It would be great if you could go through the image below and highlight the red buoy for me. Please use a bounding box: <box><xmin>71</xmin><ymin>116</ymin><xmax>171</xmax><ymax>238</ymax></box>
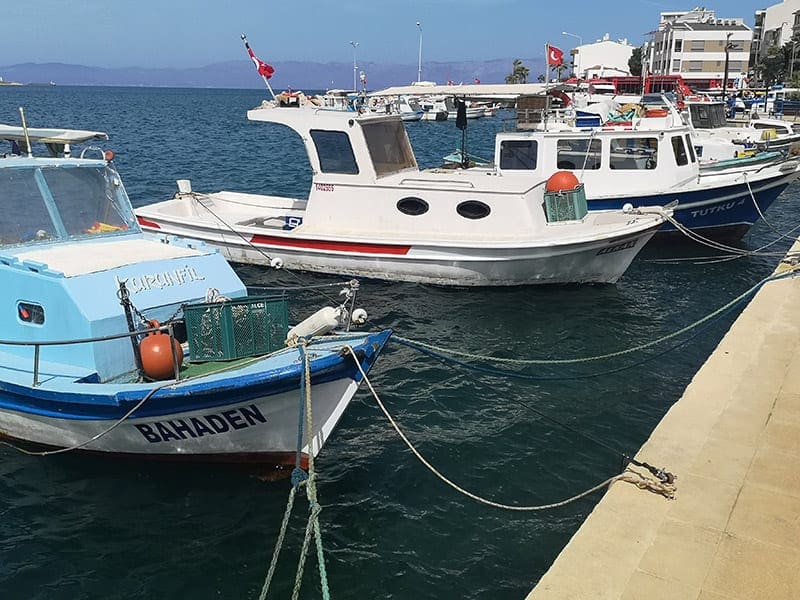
<box><xmin>546</xmin><ymin>171</ymin><xmax>580</xmax><ymax>192</ymax></box>
<box><xmin>139</xmin><ymin>320</ymin><xmax>183</xmax><ymax>380</ymax></box>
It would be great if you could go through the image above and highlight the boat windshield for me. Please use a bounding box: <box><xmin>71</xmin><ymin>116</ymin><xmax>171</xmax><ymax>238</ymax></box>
<box><xmin>689</xmin><ymin>103</ymin><xmax>727</xmax><ymax>129</ymax></box>
<box><xmin>0</xmin><ymin>163</ymin><xmax>139</xmax><ymax>248</ymax></box>
<box><xmin>361</xmin><ymin>120</ymin><xmax>418</xmax><ymax>177</ymax></box>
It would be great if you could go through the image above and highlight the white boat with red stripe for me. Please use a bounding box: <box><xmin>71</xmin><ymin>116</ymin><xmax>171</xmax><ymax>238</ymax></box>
<box><xmin>135</xmin><ymin>104</ymin><xmax>666</xmax><ymax>286</ymax></box>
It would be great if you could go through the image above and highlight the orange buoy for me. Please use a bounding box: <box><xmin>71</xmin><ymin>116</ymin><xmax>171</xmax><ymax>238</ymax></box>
<box><xmin>139</xmin><ymin>320</ymin><xmax>183</xmax><ymax>380</ymax></box>
<box><xmin>545</xmin><ymin>170</ymin><xmax>580</xmax><ymax>192</ymax></box>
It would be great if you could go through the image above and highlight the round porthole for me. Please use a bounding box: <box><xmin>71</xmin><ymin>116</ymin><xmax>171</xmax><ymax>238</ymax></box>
<box><xmin>397</xmin><ymin>196</ymin><xmax>429</xmax><ymax>216</ymax></box>
<box><xmin>456</xmin><ymin>200</ymin><xmax>490</xmax><ymax>220</ymax></box>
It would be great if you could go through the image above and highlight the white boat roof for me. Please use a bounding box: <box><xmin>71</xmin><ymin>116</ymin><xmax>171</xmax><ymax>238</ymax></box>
<box><xmin>8</xmin><ymin>238</ymin><xmax>208</xmax><ymax>277</ymax></box>
<box><xmin>368</xmin><ymin>82</ymin><xmax>548</xmax><ymax>100</ymax></box>
<box><xmin>0</xmin><ymin>124</ymin><xmax>108</xmax><ymax>144</ymax></box>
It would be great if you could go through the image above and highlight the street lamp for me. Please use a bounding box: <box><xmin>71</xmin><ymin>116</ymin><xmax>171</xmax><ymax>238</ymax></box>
<box><xmin>722</xmin><ymin>32</ymin><xmax>734</xmax><ymax>103</ymax></box>
<box><xmin>416</xmin><ymin>21</ymin><xmax>423</xmax><ymax>83</ymax></box>
<box><xmin>561</xmin><ymin>31</ymin><xmax>582</xmax><ymax>46</ymax></box>
<box><xmin>562</xmin><ymin>31</ymin><xmax>582</xmax><ymax>77</ymax></box>
<box><xmin>349</xmin><ymin>40</ymin><xmax>359</xmax><ymax>92</ymax></box>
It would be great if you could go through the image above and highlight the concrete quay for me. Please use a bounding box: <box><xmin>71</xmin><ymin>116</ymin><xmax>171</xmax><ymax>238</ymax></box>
<box><xmin>527</xmin><ymin>246</ymin><xmax>800</xmax><ymax>600</ymax></box>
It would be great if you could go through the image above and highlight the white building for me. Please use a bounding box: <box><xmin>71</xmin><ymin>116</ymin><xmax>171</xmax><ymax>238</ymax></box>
<box><xmin>649</xmin><ymin>8</ymin><xmax>752</xmax><ymax>90</ymax></box>
<box><xmin>749</xmin><ymin>0</ymin><xmax>800</xmax><ymax>84</ymax></box>
<box><xmin>567</xmin><ymin>34</ymin><xmax>636</xmax><ymax>79</ymax></box>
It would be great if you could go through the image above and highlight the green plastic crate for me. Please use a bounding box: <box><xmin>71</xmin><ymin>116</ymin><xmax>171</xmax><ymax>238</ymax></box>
<box><xmin>183</xmin><ymin>296</ymin><xmax>288</xmax><ymax>362</ymax></box>
<box><xmin>544</xmin><ymin>184</ymin><xmax>588</xmax><ymax>222</ymax></box>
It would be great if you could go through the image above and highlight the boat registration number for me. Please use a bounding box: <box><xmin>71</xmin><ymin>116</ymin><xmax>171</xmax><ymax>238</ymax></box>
<box><xmin>596</xmin><ymin>239</ymin><xmax>637</xmax><ymax>255</ymax></box>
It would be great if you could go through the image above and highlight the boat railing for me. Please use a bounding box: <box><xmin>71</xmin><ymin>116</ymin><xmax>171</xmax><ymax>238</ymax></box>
<box><xmin>399</xmin><ymin>177</ymin><xmax>476</xmax><ymax>188</ymax></box>
<box><xmin>0</xmin><ymin>322</ymin><xmax>179</xmax><ymax>387</ymax></box>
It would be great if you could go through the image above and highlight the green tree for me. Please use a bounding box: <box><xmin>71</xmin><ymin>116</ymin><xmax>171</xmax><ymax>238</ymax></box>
<box><xmin>629</xmin><ymin>46</ymin><xmax>643</xmax><ymax>76</ymax></box>
<box><xmin>505</xmin><ymin>59</ymin><xmax>530</xmax><ymax>84</ymax></box>
<box><xmin>537</xmin><ymin>73</ymin><xmax>546</xmax><ymax>83</ymax></box>
<box><xmin>759</xmin><ymin>44</ymin><xmax>787</xmax><ymax>87</ymax></box>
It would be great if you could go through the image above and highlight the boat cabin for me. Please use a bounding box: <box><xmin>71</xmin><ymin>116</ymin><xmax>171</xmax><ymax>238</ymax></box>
<box><xmin>0</xmin><ymin>149</ymin><xmax>241</xmax><ymax>382</ymax></box>
<box><xmin>493</xmin><ymin>124</ymin><xmax>698</xmax><ymax>193</ymax></box>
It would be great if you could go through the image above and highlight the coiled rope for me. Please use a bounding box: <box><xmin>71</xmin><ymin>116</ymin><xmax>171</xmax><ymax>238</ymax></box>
<box><xmin>346</xmin><ymin>346</ymin><xmax>676</xmax><ymax>509</ymax></box>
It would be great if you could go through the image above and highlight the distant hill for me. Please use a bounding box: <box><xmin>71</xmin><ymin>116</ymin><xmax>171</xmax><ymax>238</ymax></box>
<box><xmin>0</xmin><ymin>58</ymin><xmax>545</xmax><ymax>90</ymax></box>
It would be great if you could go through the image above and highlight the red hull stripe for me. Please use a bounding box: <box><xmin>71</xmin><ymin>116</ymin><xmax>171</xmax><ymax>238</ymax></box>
<box><xmin>250</xmin><ymin>234</ymin><xmax>411</xmax><ymax>255</ymax></box>
<box><xmin>136</xmin><ymin>216</ymin><xmax>161</xmax><ymax>229</ymax></box>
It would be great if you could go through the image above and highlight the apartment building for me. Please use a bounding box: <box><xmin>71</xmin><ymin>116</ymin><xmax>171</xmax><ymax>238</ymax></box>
<box><xmin>567</xmin><ymin>34</ymin><xmax>636</xmax><ymax>79</ymax></box>
<box><xmin>749</xmin><ymin>0</ymin><xmax>800</xmax><ymax>84</ymax></box>
<box><xmin>648</xmin><ymin>8</ymin><xmax>751</xmax><ymax>90</ymax></box>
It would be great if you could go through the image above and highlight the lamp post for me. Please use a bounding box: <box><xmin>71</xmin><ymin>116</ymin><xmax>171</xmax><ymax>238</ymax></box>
<box><xmin>561</xmin><ymin>31</ymin><xmax>582</xmax><ymax>77</ymax></box>
<box><xmin>349</xmin><ymin>40</ymin><xmax>359</xmax><ymax>92</ymax></box>
<box><xmin>416</xmin><ymin>21</ymin><xmax>423</xmax><ymax>83</ymax></box>
<box><xmin>561</xmin><ymin>31</ymin><xmax>582</xmax><ymax>46</ymax></box>
<box><xmin>722</xmin><ymin>32</ymin><xmax>733</xmax><ymax>101</ymax></box>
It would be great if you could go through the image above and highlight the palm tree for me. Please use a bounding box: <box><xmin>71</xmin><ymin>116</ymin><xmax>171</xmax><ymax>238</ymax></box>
<box><xmin>505</xmin><ymin>59</ymin><xmax>530</xmax><ymax>84</ymax></box>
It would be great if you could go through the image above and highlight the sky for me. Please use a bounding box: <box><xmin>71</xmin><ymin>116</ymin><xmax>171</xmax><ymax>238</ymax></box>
<box><xmin>3</xmin><ymin>0</ymin><xmax>768</xmax><ymax>69</ymax></box>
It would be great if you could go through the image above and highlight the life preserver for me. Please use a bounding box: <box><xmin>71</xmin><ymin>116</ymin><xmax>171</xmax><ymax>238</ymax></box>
<box><xmin>743</xmin><ymin>89</ymin><xmax>754</xmax><ymax>100</ymax></box>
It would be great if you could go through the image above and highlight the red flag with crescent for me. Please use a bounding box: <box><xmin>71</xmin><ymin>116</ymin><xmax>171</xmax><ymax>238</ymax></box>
<box><xmin>546</xmin><ymin>45</ymin><xmax>564</xmax><ymax>67</ymax></box>
<box><xmin>246</xmin><ymin>44</ymin><xmax>275</xmax><ymax>79</ymax></box>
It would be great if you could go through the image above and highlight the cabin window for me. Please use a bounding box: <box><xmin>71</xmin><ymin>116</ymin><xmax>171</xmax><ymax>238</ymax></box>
<box><xmin>556</xmin><ymin>139</ymin><xmax>601</xmax><ymax>170</ymax></box>
<box><xmin>0</xmin><ymin>165</ymin><xmax>136</xmax><ymax>246</ymax></box>
<box><xmin>671</xmin><ymin>136</ymin><xmax>689</xmax><ymax>166</ymax></box>
<box><xmin>43</xmin><ymin>166</ymin><xmax>134</xmax><ymax>237</ymax></box>
<box><xmin>396</xmin><ymin>197</ymin><xmax>429</xmax><ymax>216</ymax></box>
<box><xmin>17</xmin><ymin>302</ymin><xmax>45</xmax><ymax>325</ymax></box>
<box><xmin>752</xmin><ymin>123</ymin><xmax>789</xmax><ymax>135</ymax></box>
<box><xmin>684</xmin><ymin>134</ymin><xmax>696</xmax><ymax>162</ymax></box>
<box><xmin>689</xmin><ymin>104</ymin><xmax>727</xmax><ymax>129</ymax></box>
<box><xmin>690</xmin><ymin>40</ymin><xmax>704</xmax><ymax>52</ymax></box>
<box><xmin>609</xmin><ymin>138</ymin><xmax>658</xmax><ymax>170</ymax></box>
<box><xmin>499</xmin><ymin>140</ymin><xmax>537</xmax><ymax>170</ymax></box>
<box><xmin>456</xmin><ymin>201</ymin><xmax>490</xmax><ymax>220</ymax></box>
<box><xmin>310</xmin><ymin>130</ymin><xmax>359</xmax><ymax>175</ymax></box>
<box><xmin>361</xmin><ymin>120</ymin><xmax>417</xmax><ymax>177</ymax></box>
<box><xmin>674</xmin><ymin>39</ymin><xmax>682</xmax><ymax>52</ymax></box>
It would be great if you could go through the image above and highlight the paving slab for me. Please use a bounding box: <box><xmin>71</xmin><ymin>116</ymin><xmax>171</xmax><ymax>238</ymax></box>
<box><xmin>526</xmin><ymin>243</ymin><xmax>800</xmax><ymax>600</ymax></box>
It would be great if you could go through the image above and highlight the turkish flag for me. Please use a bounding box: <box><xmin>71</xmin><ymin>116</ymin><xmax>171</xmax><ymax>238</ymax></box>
<box><xmin>547</xmin><ymin>45</ymin><xmax>564</xmax><ymax>66</ymax></box>
<box><xmin>246</xmin><ymin>45</ymin><xmax>275</xmax><ymax>79</ymax></box>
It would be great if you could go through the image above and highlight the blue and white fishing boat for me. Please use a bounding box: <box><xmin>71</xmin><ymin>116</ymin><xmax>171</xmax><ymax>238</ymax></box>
<box><xmin>0</xmin><ymin>122</ymin><xmax>390</xmax><ymax>469</ymax></box>
<box><xmin>502</xmin><ymin>102</ymin><xmax>800</xmax><ymax>241</ymax></box>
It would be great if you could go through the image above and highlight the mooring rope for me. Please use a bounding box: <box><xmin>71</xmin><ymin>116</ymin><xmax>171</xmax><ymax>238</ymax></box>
<box><xmin>393</xmin><ymin>268</ymin><xmax>798</xmax><ymax>369</ymax></box>
<box><xmin>190</xmin><ymin>196</ymin><xmax>349</xmax><ymax>307</ymax></box>
<box><xmin>346</xmin><ymin>346</ymin><xmax>675</xmax><ymax>509</ymax></box>
<box><xmin>258</xmin><ymin>340</ymin><xmax>331</xmax><ymax>600</ymax></box>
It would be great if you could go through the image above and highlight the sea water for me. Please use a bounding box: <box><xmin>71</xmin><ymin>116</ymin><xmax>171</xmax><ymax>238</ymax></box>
<box><xmin>1</xmin><ymin>86</ymin><xmax>799</xmax><ymax>599</ymax></box>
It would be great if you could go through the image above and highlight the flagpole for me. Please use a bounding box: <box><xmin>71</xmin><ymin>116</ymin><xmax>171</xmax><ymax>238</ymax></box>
<box><xmin>241</xmin><ymin>34</ymin><xmax>277</xmax><ymax>102</ymax></box>
<box><xmin>544</xmin><ymin>42</ymin><xmax>550</xmax><ymax>92</ymax></box>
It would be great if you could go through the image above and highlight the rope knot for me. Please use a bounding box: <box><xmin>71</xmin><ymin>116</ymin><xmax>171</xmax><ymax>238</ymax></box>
<box><xmin>291</xmin><ymin>467</ymin><xmax>309</xmax><ymax>488</ymax></box>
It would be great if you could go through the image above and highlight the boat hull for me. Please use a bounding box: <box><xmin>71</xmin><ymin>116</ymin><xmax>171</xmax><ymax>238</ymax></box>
<box><xmin>139</xmin><ymin>220</ymin><xmax>662</xmax><ymax>286</ymax></box>
<box><xmin>587</xmin><ymin>169</ymin><xmax>797</xmax><ymax>241</ymax></box>
<box><xmin>0</xmin><ymin>331</ymin><xmax>390</xmax><ymax>466</ymax></box>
